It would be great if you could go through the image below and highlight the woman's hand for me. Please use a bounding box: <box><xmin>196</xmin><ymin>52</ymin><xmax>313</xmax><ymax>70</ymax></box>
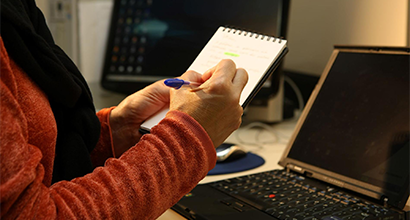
<box><xmin>109</xmin><ymin>59</ymin><xmax>248</xmax><ymax>156</ymax></box>
<box><xmin>170</xmin><ymin>59</ymin><xmax>248</xmax><ymax>148</ymax></box>
<box><xmin>109</xmin><ymin>80</ymin><xmax>170</xmax><ymax>157</ymax></box>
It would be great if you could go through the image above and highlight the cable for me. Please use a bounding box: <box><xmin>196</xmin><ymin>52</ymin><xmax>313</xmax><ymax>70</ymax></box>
<box><xmin>235</xmin><ymin>121</ymin><xmax>290</xmax><ymax>151</ymax></box>
<box><xmin>235</xmin><ymin>122</ymin><xmax>275</xmax><ymax>151</ymax></box>
<box><xmin>284</xmin><ymin>75</ymin><xmax>305</xmax><ymax>116</ymax></box>
<box><xmin>234</xmin><ymin>76</ymin><xmax>304</xmax><ymax>150</ymax></box>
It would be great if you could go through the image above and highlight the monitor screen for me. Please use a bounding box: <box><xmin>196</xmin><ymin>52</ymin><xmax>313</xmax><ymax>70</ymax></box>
<box><xmin>101</xmin><ymin>0</ymin><xmax>289</xmax><ymax>94</ymax></box>
<box><xmin>287</xmin><ymin>51</ymin><xmax>409</xmax><ymax>205</ymax></box>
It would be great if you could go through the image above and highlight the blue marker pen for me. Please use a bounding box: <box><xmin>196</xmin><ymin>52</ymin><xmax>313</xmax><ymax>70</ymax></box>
<box><xmin>164</xmin><ymin>78</ymin><xmax>201</xmax><ymax>89</ymax></box>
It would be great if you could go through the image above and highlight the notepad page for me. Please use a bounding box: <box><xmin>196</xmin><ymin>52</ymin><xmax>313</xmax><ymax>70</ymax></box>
<box><xmin>188</xmin><ymin>27</ymin><xmax>287</xmax><ymax>105</ymax></box>
<box><xmin>141</xmin><ymin>26</ymin><xmax>287</xmax><ymax>131</ymax></box>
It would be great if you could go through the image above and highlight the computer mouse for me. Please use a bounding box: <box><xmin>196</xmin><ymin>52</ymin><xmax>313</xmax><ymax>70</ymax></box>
<box><xmin>216</xmin><ymin>143</ymin><xmax>247</xmax><ymax>163</ymax></box>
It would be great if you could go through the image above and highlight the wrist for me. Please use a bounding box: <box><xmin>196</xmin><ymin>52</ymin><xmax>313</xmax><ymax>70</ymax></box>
<box><xmin>109</xmin><ymin>108</ymin><xmax>142</xmax><ymax>157</ymax></box>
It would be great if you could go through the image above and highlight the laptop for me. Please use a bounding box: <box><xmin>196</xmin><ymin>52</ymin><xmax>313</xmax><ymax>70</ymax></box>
<box><xmin>171</xmin><ymin>46</ymin><xmax>410</xmax><ymax>220</ymax></box>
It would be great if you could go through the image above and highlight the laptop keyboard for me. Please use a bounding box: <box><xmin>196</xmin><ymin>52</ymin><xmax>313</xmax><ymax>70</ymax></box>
<box><xmin>210</xmin><ymin>170</ymin><xmax>401</xmax><ymax>220</ymax></box>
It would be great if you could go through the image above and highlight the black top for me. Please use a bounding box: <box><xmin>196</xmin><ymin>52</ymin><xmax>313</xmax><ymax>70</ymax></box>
<box><xmin>1</xmin><ymin>0</ymin><xmax>101</xmax><ymax>182</ymax></box>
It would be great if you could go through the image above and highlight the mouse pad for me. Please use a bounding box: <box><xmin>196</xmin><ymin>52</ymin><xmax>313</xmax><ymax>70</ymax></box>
<box><xmin>207</xmin><ymin>152</ymin><xmax>265</xmax><ymax>175</ymax></box>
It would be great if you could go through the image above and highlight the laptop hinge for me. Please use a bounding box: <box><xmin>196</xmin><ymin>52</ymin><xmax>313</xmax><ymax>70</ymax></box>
<box><xmin>286</xmin><ymin>164</ymin><xmax>304</xmax><ymax>174</ymax></box>
<box><xmin>383</xmin><ymin>197</ymin><xmax>389</xmax><ymax>208</ymax></box>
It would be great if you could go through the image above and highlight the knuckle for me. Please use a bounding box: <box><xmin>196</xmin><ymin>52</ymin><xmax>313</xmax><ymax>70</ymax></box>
<box><xmin>184</xmin><ymin>70</ymin><xmax>197</xmax><ymax>75</ymax></box>
<box><xmin>221</xmin><ymin>59</ymin><xmax>234</xmax><ymax>64</ymax></box>
<box><xmin>237</xmin><ymin>67</ymin><xmax>247</xmax><ymax>73</ymax></box>
<box><xmin>208</xmin><ymin>80</ymin><xmax>230</xmax><ymax>93</ymax></box>
<box><xmin>219</xmin><ymin>59</ymin><xmax>236</xmax><ymax>69</ymax></box>
<box><xmin>237</xmin><ymin>68</ymin><xmax>249</xmax><ymax>81</ymax></box>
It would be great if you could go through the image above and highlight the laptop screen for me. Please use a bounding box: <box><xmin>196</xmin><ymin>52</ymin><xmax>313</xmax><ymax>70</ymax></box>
<box><xmin>286</xmin><ymin>50</ymin><xmax>409</xmax><ymax>206</ymax></box>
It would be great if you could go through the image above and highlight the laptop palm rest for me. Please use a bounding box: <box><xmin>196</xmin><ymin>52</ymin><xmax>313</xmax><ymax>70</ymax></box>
<box><xmin>173</xmin><ymin>185</ymin><xmax>276</xmax><ymax>220</ymax></box>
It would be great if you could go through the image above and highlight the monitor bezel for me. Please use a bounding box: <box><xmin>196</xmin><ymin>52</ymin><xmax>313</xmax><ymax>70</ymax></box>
<box><xmin>100</xmin><ymin>0</ymin><xmax>291</xmax><ymax>95</ymax></box>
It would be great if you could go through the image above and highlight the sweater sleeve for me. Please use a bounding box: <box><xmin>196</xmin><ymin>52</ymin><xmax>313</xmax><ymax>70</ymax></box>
<box><xmin>1</xmin><ymin>87</ymin><xmax>216</xmax><ymax>219</ymax></box>
<box><xmin>1</xmin><ymin>43</ymin><xmax>217</xmax><ymax>219</ymax></box>
<box><xmin>90</xmin><ymin>107</ymin><xmax>116</xmax><ymax>167</ymax></box>
<box><xmin>50</xmin><ymin>111</ymin><xmax>216</xmax><ymax>220</ymax></box>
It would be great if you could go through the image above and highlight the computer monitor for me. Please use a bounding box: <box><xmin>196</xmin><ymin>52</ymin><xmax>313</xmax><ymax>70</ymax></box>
<box><xmin>101</xmin><ymin>0</ymin><xmax>290</xmax><ymax>96</ymax></box>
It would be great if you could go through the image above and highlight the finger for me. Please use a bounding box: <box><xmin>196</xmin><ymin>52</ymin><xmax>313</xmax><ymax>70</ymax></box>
<box><xmin>145</xmin><ymin>80</ymin><xmax>170</xmax><ymax>103</ymax></box>
<box><xmin>212</xmin><ymin>59</ymin><xmax>237</xmax><ymax>81</ymax></box>
<box><xmin>180</xmin><ymin>70</ymin><xmax>203</xmax><ymax>83</ymax></box>
<box><xmin>232</xmin><ymin>68</ymin><xmax>248</xmax><ymax>93</ymax></box>
<box><xmin>201</xmin><ymin>66</ymin><xmax>215</xmax><ymax>82</ymax></box>
<box><xmin>201</xmin><ymin>59</ymin><xmax>237</xmax><ymax>84</ymax></box>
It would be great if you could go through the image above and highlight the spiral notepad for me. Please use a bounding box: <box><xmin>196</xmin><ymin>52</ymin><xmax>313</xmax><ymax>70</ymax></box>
<box><xmin>141</xmin><ymin>26</ymin><xmax>288</xmax><ymax>132</ymax></box>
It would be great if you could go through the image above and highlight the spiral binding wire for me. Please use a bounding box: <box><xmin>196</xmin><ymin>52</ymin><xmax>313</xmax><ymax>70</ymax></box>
<box><xmin>222</xmin><ymin>26</ymin><xmax>283</xmax><ymax>43</ymax></box>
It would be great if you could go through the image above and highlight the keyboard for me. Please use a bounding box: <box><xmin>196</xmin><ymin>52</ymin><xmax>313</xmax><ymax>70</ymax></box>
<box><xmin>210</xmin><ymin>170</ymin><xmax>401</xmax><ymax>220</ymax></box>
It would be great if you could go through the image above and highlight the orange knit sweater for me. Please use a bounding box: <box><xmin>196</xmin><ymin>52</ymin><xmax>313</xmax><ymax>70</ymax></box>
<box><xmin>0</xmin><ymin>38</ymin><xmax>216</xmax><ymax>219</ymax></box>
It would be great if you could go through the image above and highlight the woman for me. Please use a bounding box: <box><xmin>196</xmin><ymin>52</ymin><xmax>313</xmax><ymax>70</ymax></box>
<box><xmin>0</xmin><ymin>0</ymin><xmax>248</xmax><ymax>219</ymax></box>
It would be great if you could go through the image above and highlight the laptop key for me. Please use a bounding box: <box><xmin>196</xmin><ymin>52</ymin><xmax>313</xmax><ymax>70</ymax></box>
<box><xmin>333</xmin><ymin>210</ymin><xmax>350</xmax><ymax>216</ymax></box>
<box><xmin>312</xmin><ymin>210</ymin><xmax>332</xmax><ymax>218</ymax></box>
<box><xmin>321</xmin><ymin>216</ymin><xmax>343</xmax><ymax>220</ymax></box>
<box><xmin>358</xmin><ymin>212</ymin><xmax>373</xmax><ymax>218</ymax></box>
<box><xmin>302</xmin><ymin>216</ymin><xmax>319</xmax><ymax>220</ymax></box>
<box><xmin>341</xmin><ymin>215</ymin><xmax>362</xmax><ymax>220</ymax></box>
<box><xmin>266</xmin><ymin>207</ymin><xmax>280</xmax><ymax>215</ymax></box>
<box><xmin>340</xmin><ymin>212</ymin><xmax>362</xmax><ymax>220</ymax></box>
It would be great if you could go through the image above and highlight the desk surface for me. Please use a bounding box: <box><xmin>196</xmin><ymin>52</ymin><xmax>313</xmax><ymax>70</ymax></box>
<box><xmin>157</xmin><ymin>118</ymin><xmax>298</xmax><ymax>220</ymax></box>
<box><xmin>90</xmin><ymin>84</ymin><xmax>410</xmax><ymax>217</ymax></box>
<box><xmin>88</xmin><ymin>83</ymin><xmax>299</xmax><ymax>220</ymax></box>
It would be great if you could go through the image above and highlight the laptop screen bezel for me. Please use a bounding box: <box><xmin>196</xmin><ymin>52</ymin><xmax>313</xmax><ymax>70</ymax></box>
<box><xmin>278</xmin><ymin>46</ymin><xmax>410</xmax><ymax>209</ymax></box>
